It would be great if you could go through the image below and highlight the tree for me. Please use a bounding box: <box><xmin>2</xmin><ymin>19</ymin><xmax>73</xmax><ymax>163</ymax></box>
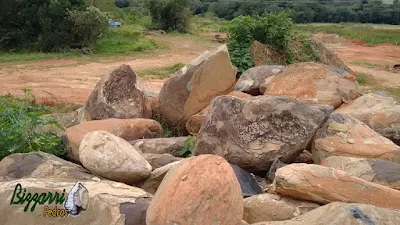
<box><xmin>0</xmin><ymin>0</ymin><xmax>86</xmax><ymax>52</ymax></box>
<box><xmin>148</xmin><ymin>0</ymin><xmax>192</xmax><ymax>32</ymax></box>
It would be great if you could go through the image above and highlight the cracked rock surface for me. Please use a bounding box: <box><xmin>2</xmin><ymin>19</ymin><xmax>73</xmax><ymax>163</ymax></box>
<box><xmin>194</xmin><ymin>95</ymin><xmax>332</xmax><ymax>172</ymax></box>
<box><xmin>313</xmin><ymin>113</ymin><xmax>400</xmax><ymax>164</ymax></box>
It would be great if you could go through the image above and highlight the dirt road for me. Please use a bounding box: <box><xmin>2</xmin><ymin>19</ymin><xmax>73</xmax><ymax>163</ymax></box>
<box><xmin>0</xmin><ymin>35</ymin><xmax>219</xmax><ymax>104</ymax></box>
<box><xmin>317</xmin><ymin>33</ymin><xmax>400</xmax><ymax>87</ymax></box>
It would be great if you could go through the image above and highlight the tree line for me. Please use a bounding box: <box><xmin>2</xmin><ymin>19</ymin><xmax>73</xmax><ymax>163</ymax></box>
<box><xmin>191</xmin><ymin>0</ymin><xmax>400</xmax><ymax>24</ymax></box>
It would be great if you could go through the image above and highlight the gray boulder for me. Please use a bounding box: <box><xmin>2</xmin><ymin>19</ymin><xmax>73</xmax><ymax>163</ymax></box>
<box><xmin>194</xmin><ymin>95</ymin><xmax>332</xmax><ymax>172</ymax></box>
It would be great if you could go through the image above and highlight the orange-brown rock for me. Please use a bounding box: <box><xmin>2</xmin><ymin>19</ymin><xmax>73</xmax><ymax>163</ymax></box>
<box><xmin>183</xmin><ymin>45</ymin><xmax>237</xmax><ymax>120</ymax></box>
<box><xmin>146</xmin><ymin>155</ymin><xmax>243</xmax><ymax>225</ymax></box>
<box><xmin>243</xmin><ymin>193</ymin><xmax>319</xmax><ymax>223</ymax></box>
<box><xmin>82</xmin><ymin>64</ymin><xmax>152</xmax><ymax>120</ymax></box>
<box><xmin>312</xmin><ymin>113</ymin><xmax>400</xmax><ymax>164</ymax></box>
<box><xmin>335</xmin><ymin>92</ymin><xmax>400</xmax><ymax>142</ymax></box>
<box><xmin>321</xmin><ymin>156</ymin><xmax>400</xmax><ymax>190</ymax></box>
<box><xmin>63</xmin><ymin>118</ymin><xmax>163</xmax><ymax>163</ymax></box>
<box><xmin>185</xmin><ymin>91</ymin><xmax>251</xmax><ymax>134</ymax></box>
<box><xmin>159</xmin><ymin>45</ymin><xmax>235</xmax><ymax>128</ymax></box>
<box><xmin>251</xmin><ymin>202</ymin><xmax>400</xmax><ymax>225</ymax></box>
<box><xmin>274</xmin><ymin>163</ymin><xmax>400</xmax><ymax>210</ymax></box>
<box><xmin>262</xmin><ymin>62</ymin><xmax>358</xmax><ymax>108</ymax></box>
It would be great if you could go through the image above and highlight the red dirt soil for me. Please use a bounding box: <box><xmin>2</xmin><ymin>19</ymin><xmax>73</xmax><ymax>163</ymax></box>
<box><xmin>0</xmin><ymin>35</ymin><xmax>219</xmax><ymax>105</ymax></box>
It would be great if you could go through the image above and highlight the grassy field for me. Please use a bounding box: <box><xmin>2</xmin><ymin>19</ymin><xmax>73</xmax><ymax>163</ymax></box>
<box><xmin>0</xmin><ymin>24</ymin><xmax>159</xmax><ymax>64</ymax></box>
<box><xmin>190</xmin><ymin>13</ymin><xmax>229</xmax><ymax>33</ymax></box>
<box><xmin>297</xmin><ymin>23</ymin><xmax>400</xmax><ymax>45</ymax></box>
<box><xmin>137</xmin><ymin>63</ymin><xmax>185</xmax><ymax>79</ymax></box>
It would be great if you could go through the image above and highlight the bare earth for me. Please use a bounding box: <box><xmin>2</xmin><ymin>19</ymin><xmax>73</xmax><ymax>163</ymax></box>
<box><xmin>0</xmin><ymin>35</ymin><xmax>219</xmax><ymax>104</ymax></box>
<box><xmin>0</xmin><ymin>33</ymin><xmax>399</xmax><ymax>105</ymax></box>
<box><xmin>317</xmin><ymin>33</ymin><xmax>400</xmax><ymax>87</ymax></box>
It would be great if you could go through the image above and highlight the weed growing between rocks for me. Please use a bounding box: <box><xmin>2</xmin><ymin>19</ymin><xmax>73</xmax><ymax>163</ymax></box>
<box><xmin>0</xmin><ymin>89</ymin><xmax>66</xmax><ymax>160</ymax></box>
<box><xmin>179</xmin><ymin>134</ymin><xmax>197</xmax><ymax>158</ymax></box>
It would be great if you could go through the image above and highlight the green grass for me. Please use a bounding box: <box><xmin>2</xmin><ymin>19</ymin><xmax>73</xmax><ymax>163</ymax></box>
<box><xmin>356</xmin><ymin>73</ymin><xmax>400</xmax><ymax>101</ymax></box>
<box><xmin>190</xmin><ymin>13</ymin><xmax>229</xmax><ymax>33</ymax></box>
<box><xmin>94</xmin><ymin>25</ymin><xmax>158</xmax><ymax>55</ymax></box>
<box><xmin>0</xmin><ymin>51</ymin><xmax>82</xmax><ymax>64</ymax></box>
<box><xmin>137</xmin><ymin>63</ymin><xmax>185</xmax><ymax>79</ymax></box>
<box><xmin>297</xmin><ymin>23</ymin><xmax>400</xmax><ymax>45</ymax></box>
<box><xmin>0</xmin><ymin>25</ymin><xmax>159</xmax><ymax>64</ymax></box>
<box><xmin>349</xmin><ymin>61</ymin><xmax>377</xmax><ymax>68</ymax></box>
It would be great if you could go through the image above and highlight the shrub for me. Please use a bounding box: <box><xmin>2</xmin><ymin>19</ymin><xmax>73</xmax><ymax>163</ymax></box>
<box><xmin>68</xmin><ymin>6</ymin><xmax>109</xmax><ymax>47</ymax></box>
<box><xmin>0</xmin><ymin>90</ymin><xmax>66</xmax><ymax>161</ymax></box>
<box><xmin>148</xmin><ymin>0</ymin><xmax>192</xmax><ymax>33</ymax></box>
<box><xmin>227</xmin><ymin>12</ymin><xmax>294</xmax><ymax>75</ymax></box>
<box><xmin>0</xmin><ymin>0</ymin><xmax>86</xmax><ymax>52</ymax></box>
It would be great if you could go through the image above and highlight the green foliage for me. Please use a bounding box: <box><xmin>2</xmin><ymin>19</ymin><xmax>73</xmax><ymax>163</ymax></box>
<box><xmin>0</xmin><ymin>90</ymin><xmax>66</xmax><ymax>161</ymax></box>
<box><xmin>115</xmin><ymin>0</ymin><xmax>130</xmax><ymax>8</ymax></box>
<box><xmin>138</xmin><ymin>63</ymin><xmax>185</xmax><ymax>79</ymax></box>
<box><xmin>190</xmin><ymin>13</ymin><xmax>229</xmax><ymax>33</ymax></box>
<box><xmin>68</xmin><ymin>6</ymin><xmax>109</xmax><ymax>47</ymax></box>
<box><xmin>227</xmin><ymin>12</ymin><xmax>294</xmax><ymax>75</ymax></box>
<box><xmin>148</xmin><ymin>0</ymin><xmax>192</xmax><ymax>33</ymax></box>
<box><xmin>95</xmin><ymin>25</ymin><xmax>158</xmax><ymax>55</ymax></box>
<box><xmin>356</xmin><ymin>74</ymin><xmax>366</xmax><ymax>85</ymax></box>
<box><xmin>203</xmin><ymin>0</ymin><xmax>400</xmax><ymax>25</ymax></box>
<box><xmin>179</xmin><ymin>134</ymin><xmax>198</xmax><ymax>158</ymax></box>
<box><xmin>0</xmin><ymin>0</ymin><xmax>86</xmax><ymax>52</ymax></box>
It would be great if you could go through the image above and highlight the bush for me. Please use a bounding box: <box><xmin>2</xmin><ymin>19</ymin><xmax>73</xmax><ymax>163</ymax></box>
<box><xmin>0</xmin><ymin>90</ymin><xmax>66</xmax><ymax>161</ymax></box>
<box><xmin>227</xmin><ymin>12</ymin><xmax>294</xmax><ymax>75</ymax></box>
<box><xmin>148</xmin><ymin>0</ymin><xmax>192</xmax><ymax>33</ymax></box>
<box><xmin>68</xmin><ymin>6</ymin><xmax>109</xmax><ymax>47</ymax></box>
<box><xmin>0</xmin><ymin>0</ymin><xmax>86</xmax><ymax>52</ymax></box>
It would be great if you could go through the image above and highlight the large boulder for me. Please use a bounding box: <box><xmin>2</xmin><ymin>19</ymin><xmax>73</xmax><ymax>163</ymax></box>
<box><xmin>243</xmin><ymin>193</ymin><xmax>319</xmax><ymax>223</ymax></box>
<box><xmin>0</xmin><ymin>179</ymin><xmax>152</xmax><ymax>225</ymax></box>
<box><xmin>262</xmin><ymin>62</ymin><xmax>358</xmax><ymax>108</ymax></box>
<box><xmin>186</xmin><ymin>91</ymin><xmax>252</xmax><ymax>134</ymax></box>
<box><xmin>251</xmin><ymin>202</ymin><xmax>400</xmax><ymax>225</ymax></box>
<box><xmin>81</xmin><ymin>64</ymin><xmax>151</xmax><ymax>121</ymax></box>
<box><xmin>159</xmin><ymin>45</ymin><xmax>232</xmax><ymax>128</ymax></box>
<box><xmin>129</xmin><ymin>137</ymin><xmax>187</xmax><ymax>157</ymax></box>
<box><xmin>235</xmin><ymin>65</ymin><xmax>285</xmax><ymax>95</ymax></box>
<box><xmin>335</xmin><ymin>92</ymin><xmax>400</xmax><ymax>142</ymax></box>
<box><xmin>182</xmin><ymin>45</ymin><xmax>237</xmax><ymax>120</ymax></box>
<box><xmin>273</xmin><ymin>163</ymin><xmax>400</xmax><ymax>210</ymax></box>
<box><xmin>321</xmin><ymin>156</ymin><xmax>400</xmax><ymax>190</ymax></box>
<box><xmin>139</xmin><ymin>161</ymin><xmax>180</xmax><ymax>194</ymax></box>
<box><xmin>146</xmin><ymin>155</ymin><xmax>243</xmax><ymax>225</ymax></box>
<box><xmin>142</xmin><ymin>153</ymin><xmax>181</xmax><ymax>170</ymax></box>
<box><xmin>63</xmin><ymin>118</ymin><xmax>162</xmax><ymax>163</ymax></box>
<box><xmin>0</xmin><ymin>152</ymin><xmax>96</xmax><ymax>182</ymax></box>
<box><xmin>312</xmin><ymin>113</ymin><xmax>400</xmax><ymax>164</ymax></box>
<box><xmin>79</xmin><ymin>131</ymin><xmax>152</xmax><ymax>185</ymax></box>
<box><xmin>194</xmin><ymin>95</ymin><xmax>333</xmax><ymax>172</ymax></box>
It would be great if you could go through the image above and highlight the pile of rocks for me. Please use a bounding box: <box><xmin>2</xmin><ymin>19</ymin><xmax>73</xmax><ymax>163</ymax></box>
<box><xmin>1</xmin><ymin>44</ymin><xmax>400</xmax><ymax>225</ymax></box>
